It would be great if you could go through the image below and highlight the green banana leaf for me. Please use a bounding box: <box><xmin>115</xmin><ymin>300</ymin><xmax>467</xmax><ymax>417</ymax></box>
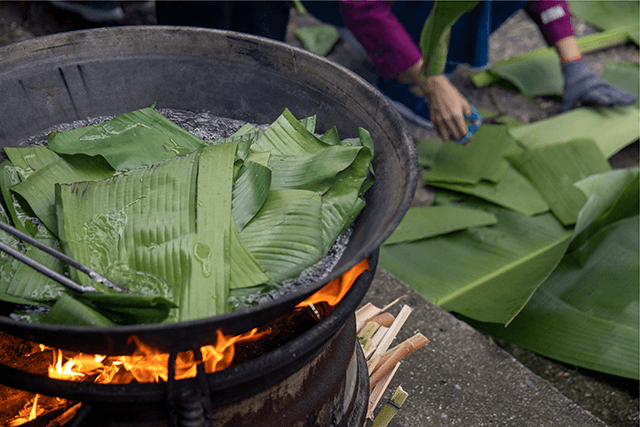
<box><xmin>464</xmin><ymin>169</ymin><xmax>639</xmax><ymax>379</ymax></box>
<box><xmin>5</xmin><ymin>238</ymin><xmax>67</xmax><ymax>302</ymax></box>
<box><xmin>240</xmin><ymin>189</ymin><xmax>323</xmax><ymax>284</ymax></box>
<box><xmin>12</xmin><ymin>155</ymin><xmax>115</xmax><ymax>236</ymax></box>
<box><xmin>492</xmin><ymin>49</ymin><xmax>562</xmax><ymax>97</ymax></box>
<box><xmin>43</xmin><ymin>293</ymin><xmax>116</xmax><ymax>327</ymax></box>
<box><xmin>0</xmin><ymin>160</ymin><xmax>41</xmax><ymax>238</ymax></box>
<box><xmin>251</xmin><ymin>108</ymin><xmax>329</xmax><ymax>155</ymax></box>
<box><xmin>423</xmin><ymin>125</ymin><xmax>515</xmax><ymax>184</ymax></box>
<box><xmin>0</xmin><ymin>201</ymin><xmax>34</xmax><ymax>306</ymax></box>
<box><xmin>508</xmin><ymin>106</ymin><xmax>640</xmax><ymax>159</ymax></box>
<box><xmin>295</xmin><ymin>24</ymin><xmax>340</xmax><ymax>56</ymax></box>
<box><xmin>379</xmin><ymin>201</ymin><xmax>573</xmax><ymax>324</ymax></box>
<box><xmin>507</xmin><ymin>139</ymin><xmax>613</xmax><ymax>226</ymax></box>
<box><xmin>570</xmin><ymin>168</ymin><xmax>639</xmax><ymax>251</ymax></box>
<box><xmin>467</xmin><ymin>214</ymin><xmax>639</xmax><ymax>380</ymax></box>
<box><xmin>184</xmin><ymin>143</ymin><xmax>236</xmax><ymax>319</ymax></box>
<box><xmin>431</xmin><ymin>165</ymin><xmax>550</xmax><ymax>216</ymax></box>
<box><xmin>420</xmin><ymin>1</ymin><xmax>480</xmax><ymax>76</ymax></box>
<box><xmin>231</xmin><ymin>159</ymin><xmax>272</xmax><ymax>232</ymax></box>
<box><xmin>47</xmin><ymin>107</ymin><xmax>203</xmax><ymax>171</ymax></box>
<box><xmin>382</xmin><ymin>205</ymin><xmax>497</xmax><ymax>246</ymax></box>
<box><xmin>469</xmin><ymin>25</ymin><xmax>638</xmax><ymax>94</ymax></box>
<box><xmin>268</xmin><ymin>146</ymin><xmax>361</xmax><ymax>193</ymax></box>
<box><xmin>4</xmin><ymin>146</ymin><xmax>60</xmax><ymax>180</ymax></box>
<box><xmin>601</xmin><ymin>60</ymin><xmax>639</xmax><ymax>108</ymax></box>
<box><xmin>56</xmin><ymin>151</ymin><xmax>199</xmax><ymax>299</ymax></box>
<box><xmin>321</xmin><ymin>146</ymin><xmax>372</xmax><ymax>254</ymax></box>
<box><xmin>76</xmin><ymin>293</ymin><xmax>177</xmax><ymax>324</ymax></box>
<box><xmin>229</xmin><ymin>219</ymin><xmax>271</xmax><ymax>290</ymax></box>
<box><xmin>568</xmin><ymin>0</ymin><xmax>640</xmax><ymax>45</ymax></box>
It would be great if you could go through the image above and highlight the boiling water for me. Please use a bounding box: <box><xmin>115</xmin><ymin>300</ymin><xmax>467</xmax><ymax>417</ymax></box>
<box><xmin>12</xmin><ymin>109</ymin><xmax>351</xmax><ymax>313</ymax></box>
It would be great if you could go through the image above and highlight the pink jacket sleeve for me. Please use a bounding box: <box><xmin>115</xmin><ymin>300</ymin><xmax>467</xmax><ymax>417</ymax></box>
<box><xmin>525</xmin><ymin>1</ymin><xmax>575</xmax><ymax>46</ymax></box>
<box><xmin>339</xmin><ymin>0</ymin><xmax>422</xmax><ymax>79</ymax></box>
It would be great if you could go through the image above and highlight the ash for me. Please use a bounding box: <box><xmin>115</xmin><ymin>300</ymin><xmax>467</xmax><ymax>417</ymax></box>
<box><xmin>18</xmin><ymin>108</ymin><xmax>349</xmax><ymax>312</ymax></box>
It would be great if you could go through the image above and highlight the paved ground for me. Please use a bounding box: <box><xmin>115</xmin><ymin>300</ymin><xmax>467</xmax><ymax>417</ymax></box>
<box><xmin>0</xmin><ymin>2</ymin><xmax>638</xmax><ymax>427</ymax></box>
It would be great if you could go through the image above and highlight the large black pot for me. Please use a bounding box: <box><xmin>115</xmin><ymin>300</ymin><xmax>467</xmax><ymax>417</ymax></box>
<box><xmin>0</xmin><ymin>27</ymin><xmax>418</xmax><ymax>355</ymax></box>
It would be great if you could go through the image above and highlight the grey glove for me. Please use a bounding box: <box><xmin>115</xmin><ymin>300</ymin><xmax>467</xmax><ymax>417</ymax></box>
<box><xmin>561</xmin><ymin>58</ymin><xmax>637</xmax><ymax>112</ymax></box>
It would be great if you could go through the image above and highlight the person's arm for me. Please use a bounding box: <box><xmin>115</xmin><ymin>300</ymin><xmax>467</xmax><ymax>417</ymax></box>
<box><xmin>526</xmin><ymin>1</ymin><xmax>637</xmax><ymax>110</ymax></box>
<box><xmin>340</xmin><ymin>0</ymin><xmax>471</xmax><ymax>141</ymax></box>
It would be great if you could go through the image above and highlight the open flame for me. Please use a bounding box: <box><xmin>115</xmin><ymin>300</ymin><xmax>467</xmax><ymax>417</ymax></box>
<box><xmin>4</xmin><ymin>258</ymin><xmax>368</xmax><ymax>426</ymax></box>
<box><xmin>46</xmin><ymin>258</ymin><xmax>368</xmax><ymax>385</ymax></box>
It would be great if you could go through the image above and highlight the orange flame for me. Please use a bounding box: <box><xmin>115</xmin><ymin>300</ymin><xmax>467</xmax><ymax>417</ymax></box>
<box><xmin>43</xmin><ymin>258</ymin><xmax>368</xmax><ymax>385</ymax></box>
<box><xmin>296</xmin><ymin>258</ymin><xmax>368</xmax><ymax>308</ymax></box>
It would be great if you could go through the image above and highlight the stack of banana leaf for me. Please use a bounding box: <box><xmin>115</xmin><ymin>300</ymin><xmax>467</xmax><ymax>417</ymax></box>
<box><xmin>0</xmin><ymin>107</ymin><xmax>374</xmax><ymax>327</ymax></box>
<box><xmin>379</xmin><ymin>92</ymin><xmax>639</xmax><ymax>380</ymax></box>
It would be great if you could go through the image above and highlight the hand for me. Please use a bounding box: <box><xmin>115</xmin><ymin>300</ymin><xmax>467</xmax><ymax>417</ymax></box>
<box><xmin>397</xmin><ymin>60</ymin><xmax>472</xmax><ymax>141</ymax></box>
<box><xmin>561</xmin><ymin>59</ymin><xmax>638</xmax><ymax>112</ymax></box>
<box><xmin>420</xmin><ymin>75</ymin><xmax>472</xmax><ymax>142</ymax></box>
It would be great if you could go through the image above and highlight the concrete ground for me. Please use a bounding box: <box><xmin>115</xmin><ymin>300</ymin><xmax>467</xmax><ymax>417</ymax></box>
<box><xmin>0</xmin><ymin>2</ymin><xmax>637</xmax><ymax>427</ymax></box>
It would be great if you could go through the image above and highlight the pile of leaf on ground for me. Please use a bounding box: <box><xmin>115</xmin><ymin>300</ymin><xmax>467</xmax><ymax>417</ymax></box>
<box><xmin>380</xmin><ymin>60</ymin><xmax>639</xmax><ymax>380</ymax></box>
<box><xmin>0</xmin><ymin>107</ymin><xmax>374</xmax><ymax>326</ymax></box>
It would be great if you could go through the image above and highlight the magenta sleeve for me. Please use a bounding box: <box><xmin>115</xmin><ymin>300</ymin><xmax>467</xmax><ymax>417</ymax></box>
<box><xmin>339</xmin><ymin>0</ymin><xmax>422</xmax><ymax>79</ymax></box>
<box><xmin>525</xmin><ymin>1</ymin><xmax>575</xmax><ymax>46</ymax></box>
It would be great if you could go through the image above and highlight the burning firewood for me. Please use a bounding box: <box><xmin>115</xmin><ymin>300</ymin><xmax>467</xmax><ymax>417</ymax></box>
<box><xmin>356</xmin><ymin>300</ymin><xmax>430</xmax><ymax>426</ymax></box>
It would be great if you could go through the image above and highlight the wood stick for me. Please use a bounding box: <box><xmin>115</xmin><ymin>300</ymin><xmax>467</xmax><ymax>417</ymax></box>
<box><xmin>367</xmin><ymin>362</ymin><xmax>401</xmax><ymax>420</ymax></box>
<box><xmin>372</xmin><ymin>333</ymin><xmax>429</xmax><ymax>376</ymax></box>
<box><xmin>366</xmin><ymin>326</ymin><xmax>389</xmax><ymax>359</ymax></box>
<box><xmin>363</xmin><ymin>312</ymin><xmax>396</xmax><ymax>328</ymax></box>
<box><xmin>356</xmin><ymin>302</ymin><xmax>380</xmax><ymax>324</ymax></box>
<box><xmin>370</xmin><ymin>305</ymin><xmax>412</xmax><ymax>361</ymax></box>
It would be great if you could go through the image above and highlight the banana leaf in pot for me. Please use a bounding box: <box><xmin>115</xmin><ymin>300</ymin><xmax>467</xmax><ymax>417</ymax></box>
<box><xmin>0</xmin><ymin>27</ymin><xmax>418</xmax><ymax>355</ymax></box>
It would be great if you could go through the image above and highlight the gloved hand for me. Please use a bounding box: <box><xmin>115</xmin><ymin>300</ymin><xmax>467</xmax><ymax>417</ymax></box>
<box><xmin>561</xmin><ymin>58</ymin><xmax>637</xmax><ymax>112</ymax></box>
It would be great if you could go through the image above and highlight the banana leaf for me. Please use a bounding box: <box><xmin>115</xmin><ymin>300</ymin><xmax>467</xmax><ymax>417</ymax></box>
<box><xmin>47</xmin><ymin>107</ymin><xmax>203</xmax><ymax>171</ymax></box>
<box><xmin>466</xmin><ymin>214</ymin><xmax>639</xmax><ymax>379</ymax></box>
<box><xmin>431</xmin><ymin>165</ymin><xmax>549</xmax><ymax>216</ymax></box>
<box><xmin>0</xmin><ymin>201</ymin><xmax>35</xmax><ymax>306</ymax></box>
<box><xmin>508</xmin><ymin>106</ymin><xmax>640</xmax><ymax>159</ymax></box>
<box><xmin>251</xmin><ymin>108</ymin><xmax>329</xmax><ymax>155</ymax></box>
<box><xmin>76</xmin><ymin>293</ymin><xmax>177</xmax><ymax>324</ymax></box>
<box><xmin>56</xmin><ymin>151</ymin><xmax>199</xmax><ymax>299</ymax></box>
<box><xmin>420</xmin><ymin>1</ymin><xmax>480</xmax><ymax>76</ymax></box>
<box><xmin>465</xmin><ymin>168</ymin><xmax>639</xmax><ymax>379</ymax></box>
<box><xmin>267</xmin><ymin>146</ymin><xmax>361</xmax><ymax>193</ymax></box>
<box><xmin>239</xmin><ymin>190</ymin><xmax>323</xmax><ymax>284</ymax></box>
<box><xmin>5</xmin><ymin>238</ymin><xmax>67</xmax><ymax>302</ymax></box>
<box><xmin>4</xmin><ymin>146</ymin><xmax>60</xmax><ymax>180</ymax></box>
<box><xmin>12</xmin><ymin>155</ymin><xmax>115</xmax><ymax>235</ymax></box>
<box><xmin>568</xmin><ymin>0</ymin><xmax>640</xmax><ymax>45</ymax></box>
<box><xmin>295</xmin><ymin>24</ymin><xmax>340</xmax><ymax>56</ymax></box>
<box><xmin>320</xmin><ymin>146</ymin><xmax>373</xmax><ymax>254</ymax></box>
<box><xmin>601</xmin><ymin>60</ymin><xmax>639</xmax><ymax>108</ymax></box>
<box><xmin>507</xmin><ymin>139</ymin><xmax>612</xmax><ymax>226</ymax></box>
<box><xmin>43</xmin><ymin>294</ymin><xmax>116</xmax><ymax>327</ymax></box>
<box><xmin>382</xmin><ymin>205</ymin><xmax>497</xmax><ymax>246</ymax></box>
<box><xmin>229</xmin><ymin>218</ymin><xmax>271</xmax><ymax>290</ymax></box>
<box><xmin>379</xmin><ymin>200</ymin><xmax>573</xmax><ymax>324</ymax></box>
<box><xmin>184</xmin><ymin>143</ymin><xmax>236</xmax><ymax>319</ymax></box>
<box><xmin>0</xmin><ymin>160</ymin><xmax>41</xmax><ymax>238</ymax></box>
<box><xmin>423</xmin><ymin>125</ymin><xmax>515</xmax><ymax>185</ymax></box>
<box><xmin>231</xmin><ymin>159</ymin><xmax>272</xmax><ymax>232</ymax></box>
<box><xmin>570</xmin><ymin>168</ymin><xmax>639</xmax><ymax>251</ymax></box>
<box><xmin>469</xmin><ymin>25</ymin><xmax>639</xmax><ymax>94</ymax></box>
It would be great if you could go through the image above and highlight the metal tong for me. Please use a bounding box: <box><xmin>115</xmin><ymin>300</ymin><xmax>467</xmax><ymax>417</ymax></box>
<box><xmin>0</xmin><ymin>220</ymin><xmax>128</xmax><ymax>294</ymax></box>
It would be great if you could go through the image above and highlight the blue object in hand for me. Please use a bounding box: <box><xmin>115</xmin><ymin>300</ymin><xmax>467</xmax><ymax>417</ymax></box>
<box><xmin>455</xmin><ymin>106</ymin><xmax>482</xmax><ymax>144</ymax></box>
